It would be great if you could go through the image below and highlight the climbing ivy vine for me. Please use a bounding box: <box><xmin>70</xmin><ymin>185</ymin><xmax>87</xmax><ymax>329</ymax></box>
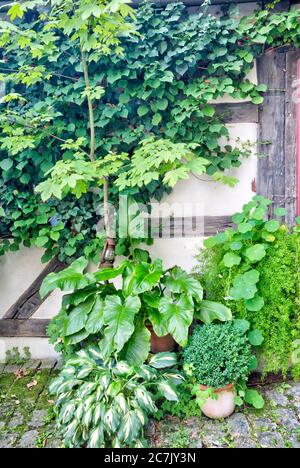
<box><xmin>1</xmin><ymin>1</ymin><xmax>300</xmax><ymax>264</ymax></box>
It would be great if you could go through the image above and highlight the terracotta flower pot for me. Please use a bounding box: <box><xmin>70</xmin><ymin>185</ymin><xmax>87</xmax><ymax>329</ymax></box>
<box><xmin>147</xmin><ymin>325</ymin><xmax>176</xmax><ymax>353</ymax></box>
<box><xmin>199</xmin><ymin>383</ymin><xmax>236</xmax><ymax>419</ymax></box>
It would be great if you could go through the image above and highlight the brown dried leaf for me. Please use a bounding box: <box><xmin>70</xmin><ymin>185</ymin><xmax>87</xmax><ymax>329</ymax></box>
<box><xmin>27</xmin><ymin>379</ymin><xmax>38</xmax><ymax>389</ymax></box>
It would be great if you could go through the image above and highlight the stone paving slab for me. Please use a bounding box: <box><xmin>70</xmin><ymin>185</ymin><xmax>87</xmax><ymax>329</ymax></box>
<box><xmin>0</xmin><ymin>364</ymin><xmax>299</xmax><ymax>448</ymax></box>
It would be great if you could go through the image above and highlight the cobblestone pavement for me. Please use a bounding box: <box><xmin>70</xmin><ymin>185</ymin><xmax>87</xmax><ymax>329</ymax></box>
<box><xmin>0</xmin><ymin>360</ymin><xmax>299</xmax><ymax>448</ymax></box>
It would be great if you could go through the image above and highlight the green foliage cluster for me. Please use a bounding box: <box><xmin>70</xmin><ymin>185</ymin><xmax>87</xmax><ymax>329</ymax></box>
<box><xmin>197</xmin><ymin>197</ymin><xmax>300</xmax><ymax>376</ymax></box>
<box><xmin>155</xmin><ymin>378</ymin><xmax>202</xmax><ymax>420</ymax></box>
<box><xmin>2</xmin><ymin>2</ymin><xmax>300</xmax><ymax>262</ymax></box>
<box><xmin>43</xmin><ymin>255</ymin><xmax>231</xmax><ymax>360</ymax></box>
<box><xmin>49</xmin><ymin>346</ymin><xmax>182</xmax><ymax>448</ymax></box>
<box><xmin>183</xmin><ymin>321</ymin><xmax>261</xmax><ymax>389</ymax></box>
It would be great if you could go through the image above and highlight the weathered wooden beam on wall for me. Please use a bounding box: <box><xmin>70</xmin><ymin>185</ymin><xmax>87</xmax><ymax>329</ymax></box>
<box><xmin>257</xmin><ymin>47</ymin><xmax>300</xmax><ymax>224</ymax></box>
<box><xmin>0</xmin><ymin>319</ymin><xmax>50</xmax><ymax>337</ymax></box>
<box><xmin>257</xmin><ymin>49</ymin><xmax>287</xmax><ymax>218</ymax></box>
<box><xmin>3</xmin><ymin>257</ymin><xmax>66</xmax><ymax>320</ymax></box>
<box><xmin>131</xmin><ymin>0</ymin><xmax>260</xmax><ymax>6</ymax></box>
<box><xmin>215</xmin><ymin>102</ymin><xmax>258</xmax><ymax>123</ymax></box>
<box><xmin>284</xmin><ymin>49</ymin><xmax>300</xmax><ymax>225</ymax></box>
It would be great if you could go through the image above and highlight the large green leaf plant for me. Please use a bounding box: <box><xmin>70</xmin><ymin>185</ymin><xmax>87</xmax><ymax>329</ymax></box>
<box><xmin>42</xmin><ymin>255</ymin><xmax>232</xmax><ymax>363</ymax></box>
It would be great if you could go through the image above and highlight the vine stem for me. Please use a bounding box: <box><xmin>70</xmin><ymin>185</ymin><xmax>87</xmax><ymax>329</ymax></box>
<box><xmin>80</xmin><ymin>46</ymin><xmax>114</xmax><ymax>265</ymax></box>
<box><xmin>81</xmin><ymin>48</ymin><xmax>95</xmax><ymax>162</ymax></box>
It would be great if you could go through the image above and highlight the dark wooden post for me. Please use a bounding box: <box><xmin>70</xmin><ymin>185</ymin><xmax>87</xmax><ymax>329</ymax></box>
<box><xmin>257</xmin><ymin>50</ymin><xmax>287</xmax><ymax>218</ymax></box>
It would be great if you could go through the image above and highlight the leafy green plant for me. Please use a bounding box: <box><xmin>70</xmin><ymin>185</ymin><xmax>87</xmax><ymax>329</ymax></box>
<box><xmin>49</xmin><ymin>347</ymin><xmax>183</xmax><ymax>448</ymax></box>
<box><xmin>5</xmin><ymin>346</ymin><xmax>31</xmax><ymax>365</ymax></box>
<box><xmin>2</xmin><ymin>2</ymin><xmax>300</xmax><ymax>262</ymax></box>
<box><xmin>155</xmin><ymin>378</ymin><xmax>202</xmax><ymax>421</ymax></box>
<box><xmin>197</xmin><ymin>196</ymin><xmax>300</xmax><ymax>377</ymax></box>
<box><xmin>42</xmin><ymin>256</ymin><xmax>232</xmax><ymax>361</ymax></box>
<box><xmin>183</xmin><ymin>320</ymin><xmax>264</xmax><ymax>409</ymax></box>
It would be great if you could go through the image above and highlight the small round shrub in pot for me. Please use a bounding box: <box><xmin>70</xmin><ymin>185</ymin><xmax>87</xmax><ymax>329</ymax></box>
<box><xmin>183</xmin><ymin>320</ymin><xmax>264</xmax><ymax>419</ymax></box>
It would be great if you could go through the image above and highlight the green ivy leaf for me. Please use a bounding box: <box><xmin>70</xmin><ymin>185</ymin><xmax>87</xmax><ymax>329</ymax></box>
<box><xmin>137</xmin><ymin>105</ymin><xmax>149</xmax><ymax>117</ymax></box>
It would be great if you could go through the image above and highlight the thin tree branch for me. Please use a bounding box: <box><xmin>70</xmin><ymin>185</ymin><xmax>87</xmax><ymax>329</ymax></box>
<box><xmin>81</xmin><ymin>48</ymin><xmax>95</xmax><ymax>162</ymax></box>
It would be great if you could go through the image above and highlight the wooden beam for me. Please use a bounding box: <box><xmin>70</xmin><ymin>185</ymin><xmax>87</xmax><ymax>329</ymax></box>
<box><xmin>285</xmin><ymin>49</ymin><xmax>300</xmax><ymax>225</ymax></box>
<box><xmin>257</xmin><ymin>49</ymin><xmax>287</xmax><ymax>218</ymax></box>
<box><xmin>131</xmin><ymin>0</ymin><xmax>260</xmax><ymax>6</ymax></box>
<box><xmin>0</xmin><ymin>319</ymin><xmax>50</xmax><ymax>337</ymax></box>
<box><xmin>3</xmin><ymin>257</ymin><xmax>66</xmax><ymax>320</ymax></box>
<box><xmin>215</xmin><ymin>102</ymin><xmax>258</xmax><ymax>123</ymax></box>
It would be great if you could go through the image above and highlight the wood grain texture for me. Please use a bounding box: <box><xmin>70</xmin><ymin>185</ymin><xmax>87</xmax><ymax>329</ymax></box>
<box><xmin>147</xmin><ymin>215</ymin><xmax>232</xmax><ymax>238</ymax></box>
<box><xmin>284</xmin><ymin>49</ymin><xmax>300</xmax><ymax>225</ymax></box>
<box><xmin>0</xmin><ymin>319</ymin><xmax>50</xmax><ymax>337</ymax></box>
<box><xmin>215</xmin><ymin>102</ymin><xmax>258</xmax><ymax>123</ymax></box>
<box><xmin>3</xmin><ymin>258</ymin><xmax>66</xmax><ymax>320</ymax></box>
<box><xmin>257</xmin><ymin>49</ymin><xmax>287</xmax><ymax>218</ymax></box>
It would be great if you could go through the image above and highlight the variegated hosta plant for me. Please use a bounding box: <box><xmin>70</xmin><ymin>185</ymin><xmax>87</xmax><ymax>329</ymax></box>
<box><xmin>49</xmin><ymin>348</ymin><xmax>183</xmax><ymax>448</ymax></box>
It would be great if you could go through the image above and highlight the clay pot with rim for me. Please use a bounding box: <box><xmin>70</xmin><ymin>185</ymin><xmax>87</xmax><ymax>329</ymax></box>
<box><xmin>199</xmin><ymin>383</ymin><xmax>236</xmax><ymax>419</ymax></box>
<box><xmin>147</xmin><ymin>325</ymin><xmax>176</xmax><ymax>353</ymax></box>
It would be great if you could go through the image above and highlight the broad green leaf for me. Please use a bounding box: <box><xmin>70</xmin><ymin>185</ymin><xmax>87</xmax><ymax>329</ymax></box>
<box><xmin>148</xmin><ymin>308</ymin><xmax>169</xmax><ymax>337</ymax></box>
<box><xmin>103</xmin><ymin>295</ymin><xmax>141</xmax><ymax>352</ymax></box>
<box><xmin>123</xmin><ymin>259</ymin><xmax>163</xmax><ymax>296</ymax></box>
<box><xmin>163</xmin><ymin>267</ymin><xmax>203</xmax><ymax>299</ymax></box>
<box><xmin>245</xmin><ymin>295</ymin><xmax>265</xmax><ymax>312</ymax></box>
<box><xmin>158</xmin><ymin>295</ymin><xmax>194</xmax><ymax>347</ymax></box>
<box><xmin>93</xmin><ymin>261</ymin><xmax>126</xmax><ymax>282</ymax></box>
<box><xmin>229</xmin><ymin>271</ymin><xmax>259</xmax><ymax>300</ymax></box>
<box><xmin>232</xmin><ymin>319</ymin><xmax>250</xmax><ymax>334</ymax></box>
<box><xmin>196</xmin><ymin>300</ymin><xmax>232</xmax><ymax>324</ymax></box>
<box><xmin>244</xmin><ymin>389</ymin><xmax>264</xmax><ymax>409</ymax></box>
<box><xmin>230</xmin><ymin>241</ymin><xmax>243</xmax><ymax>251</ymax></box>
<box><xmin>223</xmin><ymin>252</ymin><xmax>241</xmax><ymax>268</ymax></box>
<box><xmin>275</xmin><ymin>207</ymin><xmax>287</xmax><ymax>217</ymax></box>
<box><xmin>252</xmin><ymin>207</ymin><xmax>265</xmax><ymax>220</ymax></box>
<box><xmin>238</xmin><ymin>222</ymin><xmax>253</xmax><ymax>233</ymax></box>
<box><xmin>148</xmin><ymin>352</ymin><xmax>178</xmax><ymax>369</ymax></box>
<box><xmin>88</xmin><ymin>426</ymin><xmax>104</xmax><ymax>449</ymax></box>
<box><xmin>245</xmin><ymin>244</ymin><xmax>266</xmax><ymax>262</ymax></box>
<box><xmin>264</xmin><ymin>220</ymin><xmax>280</xmax><ymax>233</ymax></box>
<box><xmin>40</xmin><ymin>257</ymin><xmax>89</xmax><ymax>298</ymax></box>
<box><xmin>85</xmin><ymin>296</ymin><xmax>105</xmax><ymax>334</ymax></box>
<box><xmin>121</xmin><ymin>321</ymin><xmax>151</xmax><ymax>366</ymax></box>
<box><xmin>248</xmin><ymin>329</ymin><xmax>264</xmax><ymax>346</ymax></box>
<box><xmin>118</xmin><ymin>411</ymin><xmax>140</xmax><ymax>444</ymax></box>
<box><xmin>64</xmin><ymin>297</ymin><xmax>95</xmax><ymax>336</ymax></box>
<box><xmin>64</xmin><ymin>329</ymin><xmax>90</xmax><ymax>345</ymax></box>
<box><xmin>158</xmin><ymin>381</ymin><xmax>178</xmax><ymax>401</ymax></box>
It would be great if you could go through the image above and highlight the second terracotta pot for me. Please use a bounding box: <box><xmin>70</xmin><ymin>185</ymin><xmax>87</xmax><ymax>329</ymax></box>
<box><xmin>147</xmin><ymin>325</ymin><xmax>176</xmax><ymax>353</ymax></box>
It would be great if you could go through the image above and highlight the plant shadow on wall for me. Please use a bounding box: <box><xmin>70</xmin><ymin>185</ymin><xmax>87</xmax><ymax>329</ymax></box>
<box><xmin>196</xmin><ymin>195</ymin><xmax>300</xmax><ymax>378</ymax></box>
<box><xmin>2</xmin><ymin>1</ymin><xmax>300</xmax><ymax>262</ymax></box>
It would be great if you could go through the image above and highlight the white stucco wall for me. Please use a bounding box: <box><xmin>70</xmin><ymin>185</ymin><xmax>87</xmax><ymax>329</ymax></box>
<box><xmin>0</xmin><ymin>247</ymin><xmax>45</xmax><ymax>319</ymax></box>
